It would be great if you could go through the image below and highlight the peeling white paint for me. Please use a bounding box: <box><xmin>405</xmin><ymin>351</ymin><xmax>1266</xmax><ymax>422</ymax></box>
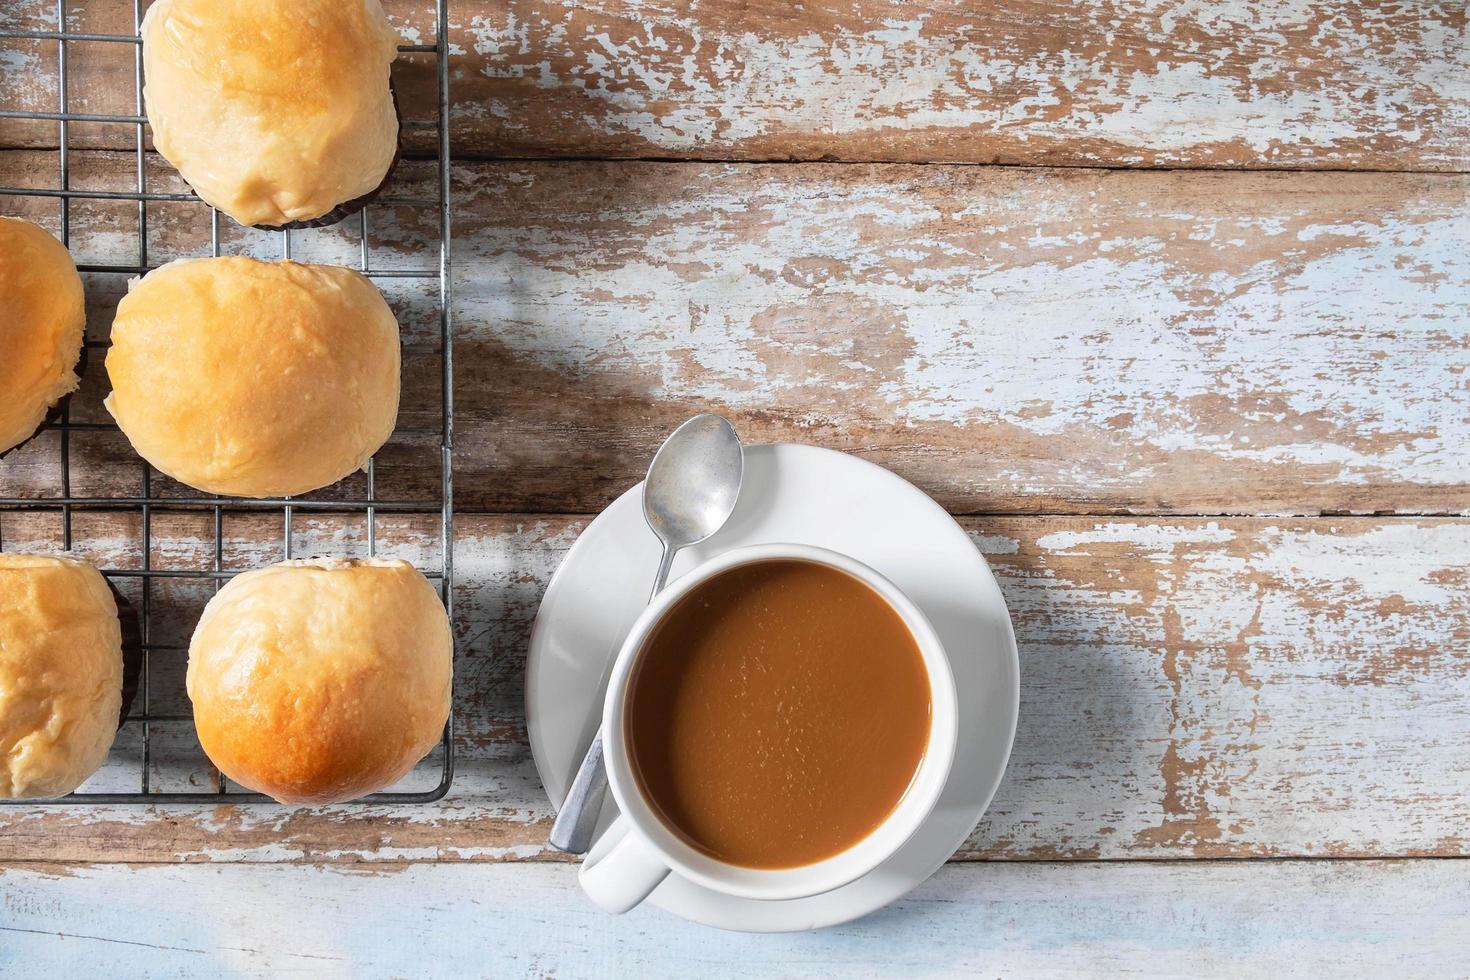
<box><xmin>455</xmin><ymin>168</ymin><xmax>1470</xmax><ymax>498</ymax></box>
<box><xmin>971</xmin><ymin>533</ymin><xmax>1021</xmax><ymax>554</ymax></box>
<box><xmin>460</xmin><ymin>0</ymin><xmax>1469</xmax><ymax>165</ymax></box>
<box><xmin>1253</xmin><ymin>522</ymin><xmax>1470</xmax><ymax>605</ymax></box>
<box><xmin>1035</xmin><ymin>522</ymin><xmax>1237</xmax><ymax>552</ymax></box>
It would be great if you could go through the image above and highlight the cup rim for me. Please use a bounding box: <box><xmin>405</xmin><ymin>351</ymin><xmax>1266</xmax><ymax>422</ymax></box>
<box><xmin>600</xmin><ymin>542</ymin><xmax>960</xmax><ymax>903</ymax></box>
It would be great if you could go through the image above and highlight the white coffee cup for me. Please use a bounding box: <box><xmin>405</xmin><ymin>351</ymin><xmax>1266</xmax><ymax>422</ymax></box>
<box><xmin>578</xmin><ymin>543</ymin><xmax>959</xmax><ymax>913</ymax></box>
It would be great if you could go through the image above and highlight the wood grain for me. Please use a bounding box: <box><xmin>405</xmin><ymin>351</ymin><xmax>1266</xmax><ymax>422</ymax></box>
<box><xmin>3</xmin><ymin>151</ymin><xmax>1467</xmax><ymax>516</ymax></box>
<box><xmin>449</xmin><ymin>161</ymin><xmax>1470</xmax><ymax>516</ymax></box>
<box><xmin>449</xmin><ymin>0</ymin><xmax>1470</xmax><ymax>170</ymax></box>
<box><xmin>3</xmin><ymin>860</ymin><xmax>1468</xmax><ymax>975</ymax></box>
<box><xmin>0</xmin><ymin>511</ymin><xmax>1465</xmax><ymax>864</ymax></box>
<box><xmin>2</xmin><ymin>0</ymin><xmax>1466</xmax><ymax>169</ymax></box>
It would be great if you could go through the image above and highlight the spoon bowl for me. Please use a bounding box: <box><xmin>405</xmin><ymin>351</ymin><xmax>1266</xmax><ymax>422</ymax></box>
<box><xmin>642</xmin><ymin>414</ymin><xmax>745</xmax><ymax>596</ymax></box>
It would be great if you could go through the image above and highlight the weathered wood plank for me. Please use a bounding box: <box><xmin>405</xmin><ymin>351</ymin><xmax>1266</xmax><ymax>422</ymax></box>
<box><xmin>3</xmin><ymin>151</ymin><xmax>1467</xmax><ymax>516</ymax></box>
<box><xmin>0</xmin><ymin>512</ymin><xmax>1465</xmax><ymax>863</ymax></box>
<box><xmin>2</xmin><ymin>1</ymin><xmax>1466</xmax><ymax>169</ymax></box>
<box><xmin>452</xmin><ymin>0</ymin><xmax>1470</xmax><ymax>170</ymax></box>
<box><xmin>2</xmin><ymin>859</ymin><xmax>1468</xmax><ymax>975</ymax></box>
<box><xmin>448</xmin><ymin>162</ymin><xmax>1470</xmax><ymax>516</ymax></box>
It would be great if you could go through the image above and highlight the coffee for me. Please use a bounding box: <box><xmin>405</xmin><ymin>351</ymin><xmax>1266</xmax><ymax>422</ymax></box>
<box><xmin>625</xmin><ymin>559</ymin><xmax>931</xmax><ymax>869</ymax></box>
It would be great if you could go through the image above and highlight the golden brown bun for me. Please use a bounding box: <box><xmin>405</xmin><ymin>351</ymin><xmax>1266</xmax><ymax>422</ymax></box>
<box><xmin>0</xmin><ymin>217</ymin><xmax>85</xmax><ymax>455</ymax></box>
<box><xmin>0</xmin><ymin>554</ymin><xmax>123</xmax><ymax>799</ymax></box>
<box><xmin>141</xmin><ymin>0</ymin><xmax>401</xmax><ymax>227</ymax></box>
<box><xmin>105</xmin><ymin>257</ymin><xmax>401</xmax><ymax>497</ymax></box>
<box><xmin>187</xmin><ymin>558</ymin><xmax>452</xmax><ymax>804</ymax></box>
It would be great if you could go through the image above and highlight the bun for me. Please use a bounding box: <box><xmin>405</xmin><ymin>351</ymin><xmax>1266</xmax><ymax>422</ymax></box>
<box><xmin>105</xmin><ymin>257</ymin><xmax>401</xmax><ymax>498</ymax></box>
<box><xmin>187</xmin><ymin>558</ymin><xmax>452</xmax><ymax>804</ymax></box>
<box><xmin>0</xmin><ymin>217</ymin><xmax>85</xmax><ymax>455</ymax></box>
<box><xmin>141</xmin><ymin>0</ymin><xmax>401</xmax><ymax>228</ymax></box>
<box><xmin>0</xmin><ymin>554</ymin><xmax>123</xmax><ymax>799</ymax></box>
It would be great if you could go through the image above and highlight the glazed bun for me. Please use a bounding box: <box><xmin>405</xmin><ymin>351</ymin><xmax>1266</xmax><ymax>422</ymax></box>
<box><xmin>141</xmin><ymin>0</ymin><xmax>401</xmax><ymax>228</ymax></box>
<box><xmin>187</xmin><ymin>558</ymin><xmax>452</xmax><ymax>804</ymax></box>
<box><xmin>0</xmin><ymin>554</ymin><xmax>123</xmax><ymax>799</ymax></box>
<box><xmin>105</xmin><ymin>257</ymin><xmax>400</xmax><ymax>498</ymax></box>
<box><xmin>0</xmin><ymin>217</ymin><xmax>85</xmax><ymax>455</ymax></box>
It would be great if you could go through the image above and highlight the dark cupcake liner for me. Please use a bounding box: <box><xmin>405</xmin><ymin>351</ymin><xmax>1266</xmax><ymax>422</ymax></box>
<box><xmin>0</xmin><ymin>343</ymin><xmax>89</xmax><ymax>462</ymax></box>
<box><xmin>248</xmin><ymin>83</ymin><xmax>404</xmax><ymax>233</ymax></box>
<box><xmin>105</xmin><ymin>577</ymin><xmax>145</xmax><ymax>730</ymax></box>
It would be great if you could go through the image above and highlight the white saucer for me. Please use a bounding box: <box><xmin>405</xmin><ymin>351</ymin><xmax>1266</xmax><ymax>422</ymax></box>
<box><xmin>525</xmin><ymin>443</ymin><xmax>1020</xmax><ymax>932</ymax></box>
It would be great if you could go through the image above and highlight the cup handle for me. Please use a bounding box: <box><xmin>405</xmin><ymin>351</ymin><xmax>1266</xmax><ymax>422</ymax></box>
<box><xmin>578</xmin><ymin>816</ymin><xmax>671</xmax><ymax>913</ymax></box>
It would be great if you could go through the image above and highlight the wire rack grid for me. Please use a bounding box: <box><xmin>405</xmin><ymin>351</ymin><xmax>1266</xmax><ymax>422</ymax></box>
<box><xmin>0</xmin><ymin>0</ymin><xmax>455</xmax><ymax>803</ymax></box>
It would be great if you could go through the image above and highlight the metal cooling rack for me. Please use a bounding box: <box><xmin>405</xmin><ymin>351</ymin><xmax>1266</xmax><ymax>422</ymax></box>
<box><xmin>0</xmin><ymin>0</ymin><xmax>455</xmax><ymax>803</ymax></box>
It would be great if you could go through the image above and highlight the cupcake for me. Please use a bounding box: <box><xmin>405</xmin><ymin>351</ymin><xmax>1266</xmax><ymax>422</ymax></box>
<box><xmin>0</xmin><ymin>554</ymin><xmax>141</xmax><ymax>799</ymax></box>
<box><xmin>105</xmin><ymin>257</ymin><xmax>401</xmax><ymax>498</ymax></box>
<box><xmin>0</xmin><ymin>217</ymin><xmax>85</xmax><ymax>457</ymax></box>
<box><xmin>187</xmin><ymin>558</ymin><xmax>453</xmax><ymax>804</ymax></box>
<box><xmin>140</xmin><ymin>0</ymin><xmax>402</xmax><ymax>229</ymax></box>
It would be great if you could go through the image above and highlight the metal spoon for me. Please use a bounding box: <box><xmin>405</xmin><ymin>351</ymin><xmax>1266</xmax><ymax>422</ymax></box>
<box><xmin>548</xmin><ymin>413</ymin><xmax>745</xmax><ymax>854</ymax></box>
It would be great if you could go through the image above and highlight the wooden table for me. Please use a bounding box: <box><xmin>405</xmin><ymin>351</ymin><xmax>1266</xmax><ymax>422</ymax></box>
<box><xmin>2</xmin><ymin>1</ymin><xmax>1467</xmax><ymax>974</ymax></box>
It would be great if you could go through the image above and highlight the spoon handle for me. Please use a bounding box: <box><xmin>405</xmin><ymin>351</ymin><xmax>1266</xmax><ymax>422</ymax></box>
<box><xmin>649</xmin><ymin>540</ymin><xmax>676</xmax><ymax>601</ymax></box>
<box><xmin>549</xmin><ymin>541</ymin><xmax>679</xmax><ymax>854</ymax></box>
<box><xmin>549</xmin><ymin>730</ymin><xmax>606</xmax><ymax>853</ymax></box>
